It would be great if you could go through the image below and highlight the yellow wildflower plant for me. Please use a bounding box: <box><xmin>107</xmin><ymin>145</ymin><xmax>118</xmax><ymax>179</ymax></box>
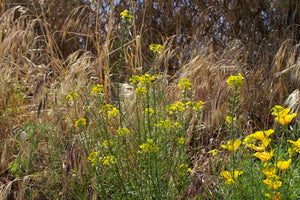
<box><xmin>65</xmin><ymin>92</ymin><xmax>78</xmax><ymax>101</ymax></box>
<box><xmin>178</xmin><ymin>78</ymin><xmax>192</xmax><ymax>92</ymax></box>
<box><xmin>139</xmin><ymin>139</ymin><xmax>158</xmax><ymax>153</ymax></box>
<box><xmin>287</xmin><ymin>138</ymin><xmax>300</xmax><ymax>148</ymax></box>
<box><xmin>120</xmin><ymin>10</ymin><xmax>133</xmax><ymax>23</ymax></box>
<box><xmin>155</xmin><ymin>120</ymin><xmax>172</xmax><ymax>129</ymax></box>
<box><xmin>75</xmin><ymin>118</ymin><xmax>86</xmax><ymax>128</ymax></box>
<box><xmin>265</xmin><ymin>192</ymin><xmax>282</xmax><ymax>200</ymax></box>
<box><xmin>226</xmin><ymin>73</ymin><xmax>244</xmax><ymax>90</ymax></box>
<box><xmin>225</xmin><ymin>116</ymin><xmax>236</xmax><ymax>125</ymax></box>
<box><xmin>244</xmin><ymin>134</ymin><xmax>258</xmax><ymax>147</ymax></box>
<box><xmin>129</xmin><ymin>75</ymin><xmax>140</xmax><ymax>84</ymax></box>
<box><xmin>138</xmin><ymin>74</ymin><xmax>155</xmax><ymax>86</ymax></box>
<box><xmin>135</xmin><ymin>87</ymin><xmax>147</xmax><ymax>95</ymax></box>
<box><xmin>276</xmin><ymin>159</ymin><xmax>291</xmax><ymax>170</ymax></box>
<box><xmin>221</xmin><ymin>139</ymin><xmax>242</xmax><ymax>152</ymax></box>
<box><xmin>144</xmin><ymin>107</ymin><xmax>154</xmax><ymax>116</ymax></box>
<box><xmin>90</xmin><ymin>84</ymin><xmax>103</xmax><ymax>97</ymax></box>
<box><xmin>179</xmin><ymin>164</ymin><xmax>192</xmax><ymax>175</ymax></box>
<box><xmin>177</xmin><ymin>137</ymin><xmax>186</xmax><ymax>145</ymax></box>
<box><xmin>117</xmin><ymin>127</ymin><xmax>131</xmax><ymax>136</ymax></box>
<box><xmin>254</xmin><ymin>129</ymin><xmax>274</xmax><ymax>140</ymax></box>
<box><xmin>262</xmin><ymin>167</ymin><xmax>277</xmax><ymax>177</ymax></box>
<box><xmin>88</xmin><ymin>152</ymin><xmax>98</xmax><ymax>166</ymax></box>
<box><xmin>101</xmin><ymin>140</ymin><xmax>113</xmax><ymax>148</ymax></box>
<box><xmin>220</xmin><ymin>170</ymin><xmax>243</xmax><ymax>185</ymax></box>
<box><xmin>167</xmin><ymin>101</ymin><xmax>186</xmax><ymax>115</ymax></box>
<box><xmin>272</xmin><ymin>106</ymin><xmax>297</xmax><ymax>125</ymax></box>
<box><xmin>108</xmin><ymin>107</ymin><xmax>120</xmax><ymax>119</ymax></box>
<box><xmin>101</xmin><ymin>155</ymin><xmax>116</xmax><ymax>166</ymax></box>
<box><xmin>253</xmin><ymin>150</ymin><xmax>274</xmax><ymax>162</ymax></box>
<box><xmin>208</xmin><ymin>149</ymin><xmax>220</xmax><ymax>156</ymax></box>
<box><xmin>263</xmin><ymin>175</ymin><xmax>282</xmax><ymax>190</ymax></box>
<box><xmin>251</xmin><ymin>138</ymin><xmax>271</xmax><ymax>152</ymax></box>
<box><xmin>192</xmin><ymin>101</ymin><xmax>205</xmax><ymax>111</ymax></box>
<box><xmin>149</xmin><ymin>44</ymin><xmax>163</xmax><ymax>54</ymax></box>
<box><xmin>271</xmin><ymin>105</ymin><xmax>285</xmax><ymax>116</ymax></box>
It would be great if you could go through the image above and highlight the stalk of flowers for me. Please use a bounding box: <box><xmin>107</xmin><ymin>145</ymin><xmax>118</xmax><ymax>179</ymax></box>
<box><xmin>226</xmin><ymin>73</ymin><xmax>244</xmax><ymax>90</ymax></box>
<box><xmin>139</xmin><ymin>139</ymin><xmax>158</xmax><ymax>153</ymax></box>
<box><xmin>149</xmin><ymin>44</ymin><xmax>163</xmax><ymax>54</ymax></box>
<box><xmin>244</xmin><ymin>129</ymin><xmax>274</xmax><ymax>152</ymax></box>
<box><xmin>221</xmin><ymin>139</ymin><xmax>242</xmax><ymax>152</ymax></box>
<box><xmin>120</xmin><ymin>9</ymin><xmax>133</xmax><ymax>23</ymax></box>
<box><xmin>178</xmin><ymin>78</ymin><xmax>192</xmax><ymax>93</ymax></box>
<box><xmin>90</xmin><ymin>84</ymin><xmax>103</xmax><ymax>97</ymax></box>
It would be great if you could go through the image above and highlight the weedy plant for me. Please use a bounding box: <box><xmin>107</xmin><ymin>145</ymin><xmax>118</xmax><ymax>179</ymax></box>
<box><xmin>206</xmin><ymin>74</ymin><xmax>300</xmax><ymax>200</ymax></box>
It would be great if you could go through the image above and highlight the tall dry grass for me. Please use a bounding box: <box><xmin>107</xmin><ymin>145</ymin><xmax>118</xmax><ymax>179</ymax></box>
<box><xmin>0</xmin><ymin>0</ymin><xmax>299</xmax><ymax>199</ymax></box>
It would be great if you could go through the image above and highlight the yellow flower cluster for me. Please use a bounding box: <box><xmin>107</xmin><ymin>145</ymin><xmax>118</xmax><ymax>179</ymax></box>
<box><xmin>75</xmin><ymin>118</ymin><xmax>86</xmax><ymax>128</ymax></box>
<box><xmin>221</xmin><ymin>139</ymin><xmax>241</xmax><ymax>152</ymax></box>
<box><xmin>177</xmin><ymin>137</ymin><xmax>186</xmax><ymax>145</ymax></box>
<box><xmin>155</xmin><ymin>120</ymin><xmax>172</xmax><ymax>129</ymax></box>
<box><xmin>65</xmin><ymin>92</ymin><xmax>78</xmax><ymax>101</ymax></box>
<box><xmin>139</xmin><ymin>139</ymin><xmax>158</xmax><ymax>153</ymax></box>
<box><xmin>102</xmin><ymin>155</ymin><xmax>116</xmax><ymax>166</ymax></box>
<box><xmin>179</xmin><ymin>164</ymin><xmax>192</xmax><ymax>175</ymax></box>
<box><xmin>265</xmin><ymin>192</ymin><xmax>282</xmax><ymax>200</ymax></box>
<box><xmin>220</xmin><ymin>170</ymin><xmax>243</xmax><ymax>185</ymax></box>
<box><xmin>149</xmin><ymin>44</ymin><xmax>163</xmax><ymax>54</ymax></box>
<box><xmin>271</xmin><ymin>105</ymin><xmax>297</xmax><ymax>125</ymax></box>
<box><xmin>192</xmin><ymin>101</ymin><xmax>205</xmax><ymax>111</ymax></box>
<box><xmin>120</xmin><ymin>10</ymin><xmax>133</xmax><ymax>22</ymax></box>
<box><xmin>225</xmin><ymin>116</ymin><xmax>236</xmax><ymax>125</ymax></box>
<box><xmin>263</xmin><ymin>175</ymin><xmax>282</xmax><ymax>190</ymax></box>
<box><xmin>167</xmin><ymin>101</ymin><xmax>186</xmax><ymax>115</ymax></box>
<box><xmin>100</xmin><ymin>104</ymin><xmax>120</xmax><ymax>118</ymax></box>
<box><xmin>101</xmin><ymin>140</ymin><xmax>113</xmax><ymax>148</ymax></box>
<box><xmin>226</xmin><ymin>73</ymin><xmax>244</xmax><ymax>90</ymax></box>
<box><xmin>144</xmin><ymin>107</ymin><xmax>154</xmax><ymax>116</ymax></box>
<box><xmin>91</xmin><ymin>84</ymin><xmax>103</xmax><ymax>97</ymax></box>
<box><xmin>178</xmin><ymin>78</ymin><xmax>192</xmax><ymax>93</ymax></box>
<box><xmin>88</xmin><ymin>152</ymin><xmax>98</xmax><ymax>166</ymax></box>
<box><xmin>208</xmin><ymin>149</ymin><xmax>220</xmax><ymax>156</ymax></box>
<box><xmin>117</xmin><ymin>127</ymin><xmax>131</xmax><ymax>136</ymax></box>
<box><xmin>244</xmin><ymin>129</ymin><xmax>274</xmax><ymax>152</ymax></box>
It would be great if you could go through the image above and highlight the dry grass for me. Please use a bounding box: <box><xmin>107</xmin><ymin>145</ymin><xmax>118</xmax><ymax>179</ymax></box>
<box><xmin>0</xmin><ymin>1</ymin><xmax>299</xmax><ymax>199</ymax></box>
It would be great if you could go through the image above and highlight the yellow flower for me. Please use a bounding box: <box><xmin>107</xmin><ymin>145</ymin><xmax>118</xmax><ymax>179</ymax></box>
<box><xmin>139</xmin><ymin>139</ymin><xmax>158</xmax><ymax>152</ymax></box>
<box><xmin>178</xmin><ymin>78</ymin><xmax>192</xmax><ymax>92</ymax></box>
<box><xmin>276</xmin><ymin>159</ymin><xmax>291</xmax><ymax>170</ymax></box>
<box><xmin>135</xmin><ymin>87</ymin><xmax>147</xmax><ymax>95</ymax></box>
<box><xmin>120</xmin><ymin>10</ymin><xmax>133</xmax><ymax>22</ymax></box>
<box><xmin>221</xmin><ymin>139</ymin><xmax>241</xmax><ymax>152</ymax></box>
<box><xmin>167</xmin><ymin>101</ymin><xmax>186</xmax><ymax>114</ymax></box>
<box><xmin>88</xmin><ymin>152</ymin><xmax>98</xmax><ymax>166</ymax></box>
<box><xmin>244</xmin><ymin>134</ymin><xmax>258</xmax><ymax>147</ymax></box>
<box><xmin>149</xmin><ymin>44</ymin><xmax>163</xmax><ymax>54</ymax></box>
<box><xmin>75</xmin><ymin>118</ymin><xmax>86</xmax><ymax>128</ymax></box>
<box><xmin>265</xmin><ymin>192</ymin><xmax>282</xmax><ymax>200</ymax></box>
<box><xmin>262</xmin><ymin>167</ymin><xmax>277</xmax><ymax>177</ymax></box>
<box><xmin>117</xmin><ymin>127</ymin><xmax>131</xmax><ymax>136</ymax></box>
<box><xmin>273</xmin><ymin>107</ymin><xmax>297</xmax><ymax>125</ymax></box>
<box><xmin>208</xmin><ymin>149</ymin><xmax>220</xmax><ymax>156</ymax></box>
<box><xmin>178</xmin><ymin>137</ymin><xmax>186</xmax><ymax>145</ymax></box>
<box><xmin>220</xmin><ymin>170</ymin><xmax>243</xmax><ymax>185</ymax></box>
<box><xmin>271</xmin><ymin>105</ymin><xmax>285</xmax><ymax>116</ymax></box>
<box><xmin>263</xmin><ymin>175</ymin><xmax>282</xmax><ymax>190</ymax></box>
<box><xmin>91</xmin><ymin>84</ymin><xmax>103</xmax><ymax>97</ymax></box>
<box><xmin>108</xmin><ymin>107</ymin><xmax>120</xmax><ymax>118</ymax></box>
<box><xmin>65</xmin><ymin>92</ymin><xmax>78</xmax><ymax>101</ymax></box>
<box><xmin>144</xmin><ymin>107</ymin><xmax>154</xmax><ymax>116</ymax></box>
<box><xmin>192</xmin><ymin>101</ymin><xmax>205</xmax><ymax>111</ymax></box>
<box><xmin>155</xmin><ymin>120</ymin><xmax>172</xmax><ymax>129</ymax></box>
<box><xmin>251</xmin><ymin>138</ymin><xmax>271</xmax><ymax>152</ymax></box>
<box><xmin>101</xmin><ymin>140</ymin><xmax>113</xmax><ymax>148</ymax></box>
<box><xmin>102</xmin><ymin>155</ymin><xmax>116</xmax><ymax>166</ymax></box>
<box><xmin>138</xmin><ymin>74</ymin><xmax>155</xmax><ymax>86</ymax></box>
<box><xmin>179</xmin><ymin>164</ymin><xmax>192</xmax><ymax>175</ymax></box>
<box><xmin>287</xmin><ymin>138</ymin><xmax>300</xmax><ymax>148</ymax></box>
<box><xmin>225</xmin><ymin>116</ymin><xmax>236</xmax><ymax>125</ymax></box>
<box><xmin>226</xmin><ymin>73</ymin><xmax>244</xmax><ymax>90</ymax></box>
<box><xmin>253</xmin><ymin>151</ymin><xmax>274</xmax><ymax>161</ymax></box>
<box><xmin>254</xmin><ymin>129</ymin><xmax>274</xmax><ymax>140</ymax></box>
